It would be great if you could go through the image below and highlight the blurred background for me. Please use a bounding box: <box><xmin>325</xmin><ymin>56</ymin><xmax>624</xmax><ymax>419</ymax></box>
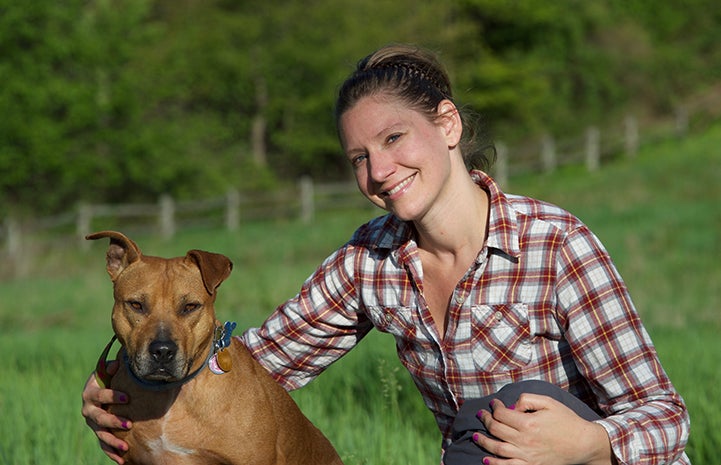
<box><xmin>2</xmin><ymin>0</ymin><xmax>719</xmax><ymax>216</ymax></box>
<box><xmin>1</xmin><ymin>1</ymin><xmax>720</xmax><ymax>464</ymax></box>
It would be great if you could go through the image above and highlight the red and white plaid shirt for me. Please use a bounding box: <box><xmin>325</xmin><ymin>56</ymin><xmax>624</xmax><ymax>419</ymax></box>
<box><xmin>241</xmin><ymin>171</ymin><xmax>690</xmax><ymax>464</ymax></box>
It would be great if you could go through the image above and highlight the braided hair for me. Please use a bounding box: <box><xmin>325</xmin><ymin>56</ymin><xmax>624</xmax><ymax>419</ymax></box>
<box><xmin>335</xmin><ymin>44</ymin><xmax>495</xmax><ymax>171</ymax></box>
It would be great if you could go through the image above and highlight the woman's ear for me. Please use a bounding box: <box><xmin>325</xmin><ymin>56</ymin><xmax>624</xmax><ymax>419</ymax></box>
<box><xmin>437</xmin><ymin>100</ymin><xmax>463</xmax><ymax>148</ymax></box>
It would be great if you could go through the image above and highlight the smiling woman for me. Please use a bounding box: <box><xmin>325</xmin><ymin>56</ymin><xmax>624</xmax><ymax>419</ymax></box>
<box><xmin>81</xmin><ymin>43</ymin><xmax>690</xmax><ymax>465</ymax></box>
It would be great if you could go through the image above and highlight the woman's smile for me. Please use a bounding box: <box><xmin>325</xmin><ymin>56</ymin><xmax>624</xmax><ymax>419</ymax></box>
<box><xmin>382</xmin><ymin>173</ymin><xmax>416</xmax><ymax>199</ymax></box>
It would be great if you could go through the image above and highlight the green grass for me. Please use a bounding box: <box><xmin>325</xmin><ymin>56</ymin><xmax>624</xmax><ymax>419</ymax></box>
<box><xmin>1</xmin><ymin>123</ymin><xmax>720</xmax><ymax>464</ymax></box>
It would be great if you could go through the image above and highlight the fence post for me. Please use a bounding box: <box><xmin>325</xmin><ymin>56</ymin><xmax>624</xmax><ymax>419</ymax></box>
<box><xmin>77</xmin><ymin>203</ymin><xmax>92</xmax><ymax>249</ymax></box>
<box><xmin>5</xmin><ymin>218</ymin><xmax>21</xmax><ymax>276</ymax></box>
<box><xmin>585</xmin><ymin>126</ymin><xmax>600</xmax><ymax>172</ymax></box>
<box><xmin>541</xmin><ymin>133</ymin><xmax>556</xmax><ymax>173</ymax></box>
<box><xmin>675</xmin><ymin>106</ymin><xmax>689</xmax><ymax>137</ymax></box>
<box><xmin>624</xmin><ymin>115</ymin><xmax>639</xmax><ymax>158</ymax></box>
<box><xmin>494</xmin><ymin>141</ymin><xmax>509</xmax><ymax>188</ymax></box>
<box><xmin>225</xmin><ymin>188</ymin><xmax>240</xmax><ymax>231</ymax></box>
<box><xmin>299</xmin><ymin>176</ymin><xmax>314</xmax><ymax>224</ymax></box>
<box><xmin>159</xmin><ymin>194</ymin><xmax>175</xmax><ymax>239</ymax></box>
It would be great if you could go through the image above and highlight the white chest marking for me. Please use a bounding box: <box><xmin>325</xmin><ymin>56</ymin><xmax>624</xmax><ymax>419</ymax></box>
<box><xmin>148</xmin><ymin>417</ymin><xmax>197</xmax><ymax>458</ymax></box>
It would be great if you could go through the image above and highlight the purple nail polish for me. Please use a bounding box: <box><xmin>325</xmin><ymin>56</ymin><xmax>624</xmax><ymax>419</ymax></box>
<box><xmin>508</xmin><ymin>404</ymin><xmax>516</xmax><ymax>410</ymax></box>
<box><xmin>472</xmin><ymin>432</ymin><xmax>480</xmax><ymax>442</ymax></box>
<box><xmin>121</xmin><ymin>420</ymin><xmax>128</xmax><ymax>429</ymax></box>
<box><xmin>483</xmin><ymin>458</ymin><xmax>490</xmax><ymax>465</ymax></box>
<box><xmin>476</xmin><ymin>409</ymin><xmax>484</xmax><ymax>419</ymax></box>
<box><xmin>119</xmin><ymin>394</ymin><xmax>127</xmax><ymax>403</ymax></box>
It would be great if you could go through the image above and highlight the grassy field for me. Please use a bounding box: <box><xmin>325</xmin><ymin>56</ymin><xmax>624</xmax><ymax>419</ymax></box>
<box><xmin>1</xmin><ymin>123</ymin><xmax>720</xmax><ymax>464</ymax></box>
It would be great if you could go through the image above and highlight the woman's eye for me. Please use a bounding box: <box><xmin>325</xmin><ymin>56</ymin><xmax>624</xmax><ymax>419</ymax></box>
<box><xmin>351</xmin><ymin>154</ymin><xmax>368</xmax><ymax>167</ymax></box>
<box><xmin>387</xmin><ymin>133</ymin><xmax>401</xmax><ymax>144</ymax></box>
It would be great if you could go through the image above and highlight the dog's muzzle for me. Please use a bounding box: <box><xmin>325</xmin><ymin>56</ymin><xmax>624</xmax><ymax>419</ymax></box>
<box><xmin>131</xmin><ymin>338</ymin><xmax>189</xmax><ymax>382</ymax></box>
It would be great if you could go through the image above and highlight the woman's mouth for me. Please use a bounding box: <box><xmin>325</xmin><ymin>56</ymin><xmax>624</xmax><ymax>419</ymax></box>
<box><xmin>382</xmin><ymin>174</ymin><xmax>415</xmax><ymax>198</ymax></box>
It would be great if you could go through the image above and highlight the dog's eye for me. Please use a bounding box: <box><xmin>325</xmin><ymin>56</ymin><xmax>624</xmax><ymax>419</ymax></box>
<box><xmin>182</xmin><ymin>303</ymin><xmax>201</xmax><ymax>314</ymax></box>
<box><xmin>127</xmin><ymin>301</ymin><xmax>144</xmax><ymax>313</ymax></box>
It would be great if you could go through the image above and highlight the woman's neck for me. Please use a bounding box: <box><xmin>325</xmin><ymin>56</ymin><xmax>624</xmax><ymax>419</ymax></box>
<box><xmin>413</xmin><ymin>173</ymin><xmax>489</xmax><ymax>259</ymax></box>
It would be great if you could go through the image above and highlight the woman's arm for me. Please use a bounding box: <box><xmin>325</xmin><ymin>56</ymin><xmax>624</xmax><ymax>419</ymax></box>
<box><xmin>555</xmin><ymin>225</ymin><xmax>690</xmax><ymax>463</ymax></box>
<box><xmin>241</xmin><ymin>244</ymin><xmax>373</xmax><ymax>389</ymax></box>
<box><xmin>467</xmin><ymin>224</ymin><xmax>688</xmax><ymax>465</ymax></box>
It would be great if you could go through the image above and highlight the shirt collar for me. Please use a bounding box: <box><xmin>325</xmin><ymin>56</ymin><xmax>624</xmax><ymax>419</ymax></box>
<box><xmin>470</xmin><ymin>170</ymin><xmax>521</xmax><ymax>259</ymax></box>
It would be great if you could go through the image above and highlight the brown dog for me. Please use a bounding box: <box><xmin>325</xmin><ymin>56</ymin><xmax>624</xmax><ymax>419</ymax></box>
<box><xmin>87</xmin><ymin>230</ymin><xmax>343</xmax><ymax>465</ymax></box>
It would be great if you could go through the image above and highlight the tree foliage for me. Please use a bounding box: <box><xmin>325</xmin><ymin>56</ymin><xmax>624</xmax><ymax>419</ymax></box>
<box><xmin>1</xmin><ymin>0</ymin><xmax>719</xmax><ymax>215</ymax></box>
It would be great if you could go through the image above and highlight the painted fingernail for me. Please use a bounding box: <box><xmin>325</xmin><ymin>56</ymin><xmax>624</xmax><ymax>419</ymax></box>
<box><xmin>472</xmin><ymin>432</ymin><xmax>480</xmax><ymax>443</ymax></box>
<box><xmin>508</xmin><ymin>404</ymin><xmax>516</xmax><ymax>410</ymax></box>
<box><xmin>483</xmin><ymin>458</ymin><xmax>490</xmax><ymax>465</ymax></box>
<box><xmin>476</xmin><ymin>409</ymin><xmax>484</xmax><ymax>419</ymax></box>
<box><xmin>119</xmin><ymin>394</ymin><xmax>128</xmax><ymax>403</ymax></box>
<box><xmin>121</xmin><ymin>420</ymin><xmax>129</xmax><ymax>429</ymax></box>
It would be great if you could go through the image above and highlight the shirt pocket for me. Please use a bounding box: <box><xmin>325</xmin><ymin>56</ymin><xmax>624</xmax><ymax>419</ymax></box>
<box><xmin>470</xmin><ymin>303</ymin><xmax>533</xmax><ymax>373</ymax></box>
<box><xmin>366</xmin><ymin>305</ymin><xmax>430</xmax><ymax>375</ymax></box>
<box><xmin>367</xmin><ymin>305</ymin><xmax>416</xmax><ymax>336</ymax></box>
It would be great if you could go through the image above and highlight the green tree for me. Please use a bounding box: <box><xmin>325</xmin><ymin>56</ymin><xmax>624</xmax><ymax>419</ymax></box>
<box><xmin>0</xmin><ymin>0</ymin><xmax>154</xmax><ymax>214</ymax></box>
<box><xmin>2</xmin><ymin>0</ymin><xmax>719</xmax><ymax>215</ymax></box>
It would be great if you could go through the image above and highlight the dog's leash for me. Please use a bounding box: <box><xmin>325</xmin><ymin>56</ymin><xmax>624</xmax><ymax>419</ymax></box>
<box><xmin>95</xmin><ymin>321</ymin><xmax>237</xmax><ymax>391</ymax></box>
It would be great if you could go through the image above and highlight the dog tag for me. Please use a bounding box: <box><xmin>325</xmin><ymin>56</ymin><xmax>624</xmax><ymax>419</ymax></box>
<box><xmin>216</xmin><ymin>349</ymin><xmax>232</xmax><ymax>372</ymax></box>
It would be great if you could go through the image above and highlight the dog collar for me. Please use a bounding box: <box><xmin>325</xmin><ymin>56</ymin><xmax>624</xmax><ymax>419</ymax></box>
<box><xmin>95</xmin><ymin>321</ymin><xmax>237</xmax><ymax>392</ymax></box>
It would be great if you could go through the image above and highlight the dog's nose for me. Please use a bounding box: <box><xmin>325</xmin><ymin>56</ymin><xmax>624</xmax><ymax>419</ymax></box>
<box><xmin>149</xmin><ymin>340</ymin><xmax>178</xmax><ymax>364</ymax></box>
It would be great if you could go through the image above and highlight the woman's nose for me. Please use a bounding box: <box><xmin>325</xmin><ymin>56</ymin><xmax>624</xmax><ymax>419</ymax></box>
<box><xmin>367</xmin><ymin>152</ymin><xmax>395</xmax><ymax>183</ymax></box>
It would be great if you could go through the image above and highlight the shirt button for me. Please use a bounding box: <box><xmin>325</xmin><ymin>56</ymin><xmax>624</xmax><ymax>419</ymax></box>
<box><xmin>494</xmin><ymin>311</ymin><xmax>503</xmax><ymax>321</ymax></box>
<box><xmin>384</xmin><ymin>312</ymin><xmax>393</xmax><ymax>323</ymax></box>
<box><xmin>454</xmin><ymin>294</ymin><xmax>465</xmax><ymax>304</ymax></box>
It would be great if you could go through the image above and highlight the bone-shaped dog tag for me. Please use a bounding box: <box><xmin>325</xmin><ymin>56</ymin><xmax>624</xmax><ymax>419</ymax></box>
<box><xmin>216</xmin><ymin>349</ymin><xmax>232</xmax><ymax>372</ymax></box>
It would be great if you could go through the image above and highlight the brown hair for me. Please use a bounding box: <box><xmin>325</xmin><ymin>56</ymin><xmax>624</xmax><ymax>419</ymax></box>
<box><xmin>335</xmin><ymin>44</ymin><xmax>495</xmax><ymax>171</ymax></box>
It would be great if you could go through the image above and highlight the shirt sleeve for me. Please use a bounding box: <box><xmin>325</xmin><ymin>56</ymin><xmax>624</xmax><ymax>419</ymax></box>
<box><xmin>240</xmin><ymin>244</ymin><xmax>373</xmax><ymax>390</ymax></box>
<box><xmin>555</xmin><ymin>225</ymin><xmax>690</xmax><ymax>465</ymax></box>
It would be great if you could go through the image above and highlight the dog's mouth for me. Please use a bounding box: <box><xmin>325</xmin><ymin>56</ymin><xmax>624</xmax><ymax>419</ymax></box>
<box><xmin>128</xmin><ymin>354</ymin><xmax>191</xmax><ymax>383</ymax></box>
<box><xmin>126</xmin><ymin>337</ymin><xmax>194</xmax><ymax>383</ymax></box>
<box><xmin>141</xmin><ymin>367</ymin><xmax>179</xmax><ymax>382</ymax></box>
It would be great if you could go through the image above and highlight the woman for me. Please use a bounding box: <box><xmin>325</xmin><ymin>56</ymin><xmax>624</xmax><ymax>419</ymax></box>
<box><xmin>82</xmin><ymin>44</ymin><xmax>690</xmax><ymax>464</ymax></box>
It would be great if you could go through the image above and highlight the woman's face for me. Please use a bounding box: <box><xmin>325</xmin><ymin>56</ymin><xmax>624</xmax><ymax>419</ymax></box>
<box><xmin>339</xmin><ymin>95</ymin><xmax>460</xmax><ymax>222</ymax></box>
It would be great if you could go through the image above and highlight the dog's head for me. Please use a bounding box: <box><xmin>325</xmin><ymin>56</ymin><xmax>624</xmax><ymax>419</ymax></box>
<box><xmin>87</xmin><ymin>231</ymin><xmax>233</xmax><ymax>383</ymax></box>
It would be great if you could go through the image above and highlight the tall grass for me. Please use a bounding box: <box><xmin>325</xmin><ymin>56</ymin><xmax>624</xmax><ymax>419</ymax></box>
<box><xmin>1</xmin><ymin>123</ymin><xmax>719</xmax><ymax>464</ymax></box>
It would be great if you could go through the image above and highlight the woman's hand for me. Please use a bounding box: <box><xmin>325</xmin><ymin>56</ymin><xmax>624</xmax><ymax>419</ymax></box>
<box><xmin>81</xmin><ymin>361</ymin><xmax>132</xmax><ymax>464</ymax></box>
<box><xmin>474</xmin><ymin>394</ymin><xmax>615</xmax><ymax>465</ymax></box>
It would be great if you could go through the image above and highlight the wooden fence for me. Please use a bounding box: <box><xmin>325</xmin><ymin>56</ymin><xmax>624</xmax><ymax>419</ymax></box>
<box><xmin>492</xmin><ymin>108</ymin><xmax>693</xmax><ymax>187</ymax></box>
<box><xmin>2</xmin><ymin>102</ymin><xmax>717</xmax><ymax>279</ymax></box>
<box><xmin>1</xmin><ymin>179</ymin><xmax>374</xmax><ymax>277</ymax></box>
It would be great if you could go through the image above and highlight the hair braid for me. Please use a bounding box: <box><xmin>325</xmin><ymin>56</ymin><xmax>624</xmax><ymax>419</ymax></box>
<box><xmin>335</xmin><ymin>44</ymin><xmax>495</xmax><ymax>171</ymax></box>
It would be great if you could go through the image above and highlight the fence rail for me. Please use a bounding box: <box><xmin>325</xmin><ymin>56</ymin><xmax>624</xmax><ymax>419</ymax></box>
<box><xmin>2</xmin><ymin>102</ymin><xmax>719</xmax><ymax>279</ymax></box>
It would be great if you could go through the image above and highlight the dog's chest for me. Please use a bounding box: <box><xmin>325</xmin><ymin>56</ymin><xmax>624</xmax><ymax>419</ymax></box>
<box><xmin>147</xmin><ymin>432</ymin><xmax>197</xmax><ymax>461</ymax></box>
<box><xmin>128</xmin><ymin>413</ymin><xmax>205</xmax><ymax>464</ymax></box>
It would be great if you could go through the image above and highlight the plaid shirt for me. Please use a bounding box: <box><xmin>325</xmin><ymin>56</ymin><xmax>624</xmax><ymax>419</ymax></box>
<box><xmin>241</xmin><ymin>171</ymin><xmax>690</xmax><ymax>464</ymax></box>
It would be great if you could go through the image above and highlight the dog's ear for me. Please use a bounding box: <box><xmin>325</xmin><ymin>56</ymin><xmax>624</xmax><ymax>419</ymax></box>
<box><xmin>86</xmin><ymin>231</ymin><xmax>142</xmax><ymax>281</ymax></box>
<box><xmin>186</xmin><ymin>250</ymin><xmax>233</xmax><ymax>295</ymax></box>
